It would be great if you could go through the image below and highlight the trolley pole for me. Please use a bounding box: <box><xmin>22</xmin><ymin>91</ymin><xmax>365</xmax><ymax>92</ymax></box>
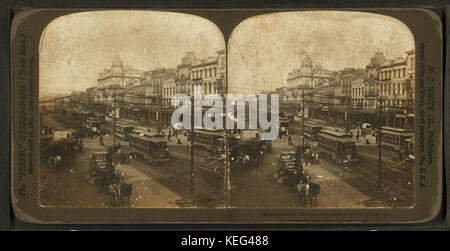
<box><xmin>377</xmin><ymin>97</ymin><xmax>383</xmax><ymax>191</ymax></box>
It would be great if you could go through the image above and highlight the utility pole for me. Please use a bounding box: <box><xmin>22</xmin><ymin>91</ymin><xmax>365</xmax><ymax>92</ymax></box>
<box><xmin>190</xmin><ymin>92</ymin><xmax>195</xmax><ymax>196</ymax></box>
<box><xmin>88</xmin><ymin>90</ymin><xmax>91</xmax><ymax>115</ymax></box>
<box><xmin>378</xmin><ymin>97</ymin><xmax>383</xmax><ymax>191</ymax></box>
<box><xmin>302</xmin><ymin>89</ymin><xmax>305</xmax><ymax>148</ymax></box>
<box><xmin>113</xmin><ymin>87</ymin><xmax>116</xmax><ymax>149</ymax></box>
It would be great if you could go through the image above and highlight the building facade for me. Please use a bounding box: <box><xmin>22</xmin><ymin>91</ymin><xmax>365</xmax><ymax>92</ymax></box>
<box><xmin>286</xmin><ymin>55</ymin><xmax>335</xmax><ymax>88</ymax></box>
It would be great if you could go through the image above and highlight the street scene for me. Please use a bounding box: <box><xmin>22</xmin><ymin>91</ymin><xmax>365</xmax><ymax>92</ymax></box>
<box><xmin>39</xmin><ymin>11</ymin><xmax>415</xmax><ymax>209</ymax></box>
<box><xmin>227</xmin><ymin>11</ymin><xmax>416</xmax><ymax>208</ymax></box>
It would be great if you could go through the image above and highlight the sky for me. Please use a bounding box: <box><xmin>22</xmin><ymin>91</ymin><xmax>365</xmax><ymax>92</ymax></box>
<box><xmin>228</xmin><ymin>11</ymin><xmax>415</xmax><ymax>94</ymax></box>
<box><xmin>39</xmin><ymin>10</ymin><xmax>225</xmax><ymax>97</ymax></box>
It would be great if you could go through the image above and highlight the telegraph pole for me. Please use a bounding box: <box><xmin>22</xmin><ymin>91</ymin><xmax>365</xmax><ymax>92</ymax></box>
<box><xmin>88</xmin><ymin>90</ymin><xmax>91</xmax><ymax>115</ymax></box>
<box><xmin>302</xmin><ymin>89</ymin><xmax>305</xmax><ymax>148</ymax></box>
<box><xmin>190</xmin><ymin>91</ymin><xmax>195</xmax><ymax>196</ymax></box>
<box><xmin>377</xmin><ymin>97</ymin><xmax>383</xmax><ymax>191</ymax></box>
<box><xmin>113</xmin><ymin>87</ymin><xmax>116</xmax><ymax>148</ymax></box>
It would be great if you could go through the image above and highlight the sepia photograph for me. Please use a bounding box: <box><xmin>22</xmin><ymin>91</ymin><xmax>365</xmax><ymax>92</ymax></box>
<box><xmin>227</xmin><ymin>11</ymin><xmax>416</xmax><ymax>208</ymax></box>
<box><xmin>38</xmin><ymin>10</ymin><xmax>227</xmax><ymax>208</ymax></box>
<box><xmin>4</xmin><ymin>6</ymin><xmax>437</xmax><ymax>223</ymax></box>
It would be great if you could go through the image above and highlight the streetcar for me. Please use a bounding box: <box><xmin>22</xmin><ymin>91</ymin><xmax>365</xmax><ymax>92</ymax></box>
<box><xmin>188</xmin><ymin>129</ymin><xmax>225</xmax><ymax>153</ymax></box>
<box><xmin>405</xmin><ymin>137</ymin><xmax>415</xmax><ymax>161</ymax></box>
<box><xmin>303</xmin><ymin>121</ymin><xmax>322</xmax><ymax>141</ymax></box>
<box><xmin>279</xmin><ymin>118</ymin><xmax>291</xmax><ymax>135</ymax></box>
<box><xmin>83</xmin><ymin>117</ymin><xmax>103</xmax><ymax>136</ymax></box>
<box><xmin>128</xmin><ymin>132</ymin><xmax>170</xmax><ymax>164</ymax></box>
<box><xmin>380</xmin><ymin>126</ymin><xmax>413</xmax><ymax>160</ymax></box>
<box><xmin>317</xmin><ymin>128</ymin><xmax>359</xmax><ymax>165</ymax></box>
<box><xmin>114</xmin><ymin>121</ymin><xmax>135</xmax><ymax>141</ymax></box>
<box><xmin>380</xmin><ymin>126</ymin><xmax>413</xmax><ymax>151</ymax></box>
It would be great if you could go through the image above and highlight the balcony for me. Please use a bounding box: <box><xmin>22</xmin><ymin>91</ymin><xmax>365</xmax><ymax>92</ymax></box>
<box><xmin>364</xmin><ymin>91</ymin><xmax>379</xmax><ymax>97</ymax></box>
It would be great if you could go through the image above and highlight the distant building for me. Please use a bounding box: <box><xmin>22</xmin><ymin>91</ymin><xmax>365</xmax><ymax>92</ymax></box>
<box><xmin>286</xmin><ymin>55</ymin><xmax>335</xmax><ymax>88</ymax></box>
<box><xmin>97</xmin><ymin>55</ymin><xmax>144</xmax><ymax>89</ymax></box>
<box><xmin>340</xmin><ymin>67</ymin><xmax>365</xmax><ymax>106</ymax></box>
<box><xmin>364</xmin><ymin>52</ymin><xmax>387</xmax><ymax>110</ymax></box>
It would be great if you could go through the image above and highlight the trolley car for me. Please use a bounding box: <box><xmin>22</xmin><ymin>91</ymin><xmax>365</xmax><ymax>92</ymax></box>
<box><xmin>83</xmin><ymin>117</ymin><xmax>103</xmax><ymax>136</ymax></box>
<box><xmin>405</xmin><ymin>137</ymin><xmax>415</xmax><ymax>161</ymax></box>
<box><xmin>189</xmin><ymin>129</ymin><xmax>225</xmax><ymax>152</ymax></box>
<box><xmin>303</xmin><ymin>121</ymin><xmax>322</xmax><ymax>141</ymax></box>
<box><xmin>114</xmin><ymin>121</ymin><xmax>135</xmax><ymax>141</ymax></box>
<box><xmin>128</xmin><ymin>132</ymin><xmax>170</xmax><ymax>164</ymax></box>
<box><xmin>380</xmin><ymin>126</ymin><xmax>413</xmax><ymax>160</ymax></box>
<box><xmin>317</xmin><ymin>129</ymin><xmax>358</xmax><ymax>165</ymax></box>
<box><xmin>279</xmin><ymin>118</ymin><xmax>291</xmax><ymax>135</ymax></box>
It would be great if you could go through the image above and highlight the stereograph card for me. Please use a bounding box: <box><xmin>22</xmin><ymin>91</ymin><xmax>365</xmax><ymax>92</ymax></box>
<box><xmin>9</xmin><ymin>9</ymin><xmax>443</xmax><ymax>224</ymax></box>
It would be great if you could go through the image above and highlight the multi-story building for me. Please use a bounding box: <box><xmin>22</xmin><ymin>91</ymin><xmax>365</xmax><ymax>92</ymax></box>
<box><xmin>176</xmin><ymin>52</ymin><xmax>197</xmax><ymax>95</ymax></box>
<box><xmin>364</xmin><ymin>53</ymin><xmax>387</xmax><ymax>110</ymax></box>
<box><xmin>378</xmin><ymin>50</ymin><xmax>415</xmax><ymax>128</ymax></box>
<box><xmin>189</xmin><ymin>49</ymin><xmax>226</xmax><ymax>98</ymax></box>
<box><xmin>97</xmin><ymin>55</ymin><xmax>144</xmax><ymax>89</ymax></box>
<box><xmin>286</xmin><ymin>55</ymin><xmax>334</xmax><ymax>88</ymax></box>
<box><xmin>351</xmin><ymin>79</ymin><xmax>365</xmax><ymax>109</ymax></box>
<box><xmin>162</xmin><ymin>68</ymin><xmax>178</xmax><ymax>108</ymax></box>
<box><xmin>340</xmin><ymin>67</ymin><xmax>365</xmax><ymax>106</ymax></box>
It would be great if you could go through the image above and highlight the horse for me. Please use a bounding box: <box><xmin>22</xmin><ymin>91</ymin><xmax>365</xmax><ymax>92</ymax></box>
<box><xmin>48</xmin><ymin>155</ymin><xmax>62</xmax><ymax>169</ymax></box>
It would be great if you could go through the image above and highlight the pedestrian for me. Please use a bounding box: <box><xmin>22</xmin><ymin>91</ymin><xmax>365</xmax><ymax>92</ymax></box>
<box><xmin>168</xmin><ymin>132</ymin><xmax>171</xmax><ymax>142</ymax></box>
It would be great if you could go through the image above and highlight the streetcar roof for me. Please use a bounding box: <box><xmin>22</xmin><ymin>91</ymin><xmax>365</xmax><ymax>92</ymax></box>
<box><xmin>151</xmin><ymin>138</ymin><xmax>169</xmax><ymax>143</ymax></box>
<box><xmin>193</xmin><ymin>129</ymin><xmax>225</xmax><ymax>135</ymax></box>
<box><xmin>381</xmin><ymin>126</ymin><xmax>412</xmax><ymax>132</ymax></box>
<box><xmin>130</xmin><ymin>133</ymin><xmax>168</xmax><ymax>142</ymax></box>
<box><xmin>381</xmin><ymin>126</ymin><xmax>413</xmax><ymax>135</ymax></box>
<box><xmin>115</xmin><ymin>121</ymin><xmax>134</xmax><ymax>127</ymax></box>
<box><xmin>319</xmin><ymin>128</ymin><xmax>351</xmax><ymax>137</ymax></box>
<box><xmin>304</xmin><ymin>121</ymin><xmax>321</xmax><ymax>127</ymax></box>
<box><xmin>318</xmin><ymin>131</ymin><xmax>356</xmax><ymax>143</ymax></box>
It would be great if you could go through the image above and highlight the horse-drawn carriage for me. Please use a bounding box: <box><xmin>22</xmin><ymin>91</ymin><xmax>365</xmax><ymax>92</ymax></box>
<box><xmin>277</xmin><ymin>151</ymin><xmax>321</xmax><ymax>207</ymax></box>
<box><xmin>88</xmin><ymin>152</ymin><xmax>133</xmax><ymax>207</ymax></box>
<box><xmin>229</xmin><ymin>137</ymin><xmax>264</xmax><ymax>170</ymax></box>
<box><xmin>41</xmin><ymin>130</ymin><xmax>77</xmax><ymax>170</ymax></box>
<box><xmin>88</xmin><ymin>152</ymin><xmax>120</xmax><ymax>187</ymax></box>
<box><xmin>277</xmin><ymin>151</ymin><xmax>302</xmax><ymax>186</ymax></box>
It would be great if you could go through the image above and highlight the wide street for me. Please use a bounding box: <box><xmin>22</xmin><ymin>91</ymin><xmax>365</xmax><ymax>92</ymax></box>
<box><xmin>40</xmin><ymin>112</ymin><xmax>414</xmax><ymax>208</ymax></box>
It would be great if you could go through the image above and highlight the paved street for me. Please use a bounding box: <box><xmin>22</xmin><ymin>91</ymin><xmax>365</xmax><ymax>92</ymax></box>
<box><xmin>40</xmin><ymin>117</ymin><xmax>184</xmax><ymax>208</ymax></box>
<box><xmin>230</xmin><ymin>137</ymin><xmax>370</xmax><ymax>208</ymax></box>
<box><xmin>40</xmin><ymin>113</ymin><xmax>414</xmax><ymax>208</ymax></box>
